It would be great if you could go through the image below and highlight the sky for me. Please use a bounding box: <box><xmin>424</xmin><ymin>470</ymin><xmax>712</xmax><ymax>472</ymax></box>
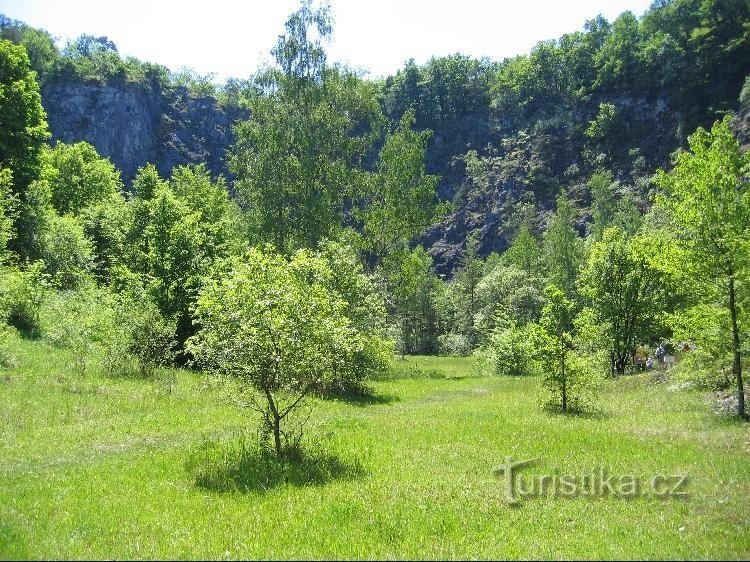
<box><xmin>1</xmin><ymin>0</ymin><xmax>655</xmax><ymax>82</ymax></box>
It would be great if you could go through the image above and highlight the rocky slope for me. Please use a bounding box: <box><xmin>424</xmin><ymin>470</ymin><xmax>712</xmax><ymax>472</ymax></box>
<box><xmin>41</xmin><ymin>80</ymin><xmax>244</xmax><ymax>184</ymax></box>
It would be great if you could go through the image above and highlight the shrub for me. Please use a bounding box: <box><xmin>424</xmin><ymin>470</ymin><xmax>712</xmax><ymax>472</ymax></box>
<box><xmin>41</xmin><ymin>285</ymin><xmax>117</xmax><ymax>375</ymax></box>
<box><xmin>438</xmin><ymin>333</ymin><xmax>473</xmax><ymax>357</ymax></box>
<box><xmin>41</xmin><ymin>214</ymin><xmax>93</xmax><ymax>289</ymax></box>
<box><xmin>0</xmin><ymin>263</ymin><xmax>48</xmax><ymax>336</ymax></box>
<box><xmin>103</xmin><ymin>295</ymin><xmax>176</xmax><ymax>378</ymax></box>
<box><xmin>480</xmin><ymin>323</ymin><xmax>538</xmax><ymax>377</ymax></box>
<box><xmin>188</xmin><ymin>248</ymin><xmax>367</xmax><ymax>457</ymax></box>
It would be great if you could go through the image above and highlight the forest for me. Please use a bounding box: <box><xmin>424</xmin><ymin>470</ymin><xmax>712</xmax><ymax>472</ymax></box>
<box><xmin>1</xmin><ymin>0</ymin><xmax>749</xmax><ymax>559</ymax></box>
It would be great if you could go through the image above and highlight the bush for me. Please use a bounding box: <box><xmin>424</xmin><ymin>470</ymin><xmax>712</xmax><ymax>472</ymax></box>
<box><xmin>541</xmin><ymin>352</ymin><xmax>600</xmax><ymax>414</ymax></box>
<box><xmin>41</xmin><ymin>214</ymin><xmax>93</xmax><ymax>289</ymax></box>
<box><xmin>40</xmin><ymin>285</ymin><xmax>117</xmax><ymax>375</ymax></box>
<box><xmin>438</xmin><ymin>333</ymin><xmax>473</xmax><ymax>357</ymax></box>
<box><xmin>103</xmin><ymin>295</ymin><xmax>176</xmax><ymax>378</ymax></box>
<box><xmin>0</xmin><ymin>263</ymin><xmax>48</xmax><ymax>336</ymax></box>
<box><xmin>480</xmin><ymin>324</ymin><xmax>539</xmax><ymax>377</ymax></box>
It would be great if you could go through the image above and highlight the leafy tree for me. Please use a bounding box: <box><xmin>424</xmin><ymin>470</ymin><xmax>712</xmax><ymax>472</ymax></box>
<box><xmin>579</xmin><ymin>226</ymin><xmax>671</xmax><ymax>375</ymax></box>
<box><xmin>360</xmin><ymin>109</ymin><xmax>442</xmax><ymax>266</ymax></box>
<box><xmin>453</xmin><ymin>234</ymin><xmax>483</xmax><ymax>345</ymax></box>
<box><xmin>503</xmin><ymin>223</ymin><xmax>541</xmax><ymax>275</ymax></box>
<box><xmin>534</xmin><ymin>285</ymin><xmax>597</xmax><ymax>413</ymax></box>
<box><xmin>231</xmin><ymin>2</ymin><xmax>382</xmax><ymax>253</ymax></box>
<box><xmin>655</xmin><ymin>117</ymin><xmax>750</xmax><ymax>419</ymax></box>
<box><xmin>41</xmin><ymin>214</ymin><xmax>93</xmax><ymax>289</ymax></box>
<box><xmin>126</xmin><ymin>164</ymin><xmax>240</xmax><ymax>348</ymax></box>
<box><xmin>305</xmin><ymin>239</ymin><xmax>393</xmax><ymax>392</ymax></box>
<box><xmin>188</xmin><ymin>248</ymin><xmax>358</xmax><ymax>457</ymax></box>
<box><xmin>542</xmin><ymin>192</ymin><xmax>585</xmax><ymax>300</ymax></box>
<box><xmin>385</xmin><ymin>246</ymin><xmax>442</xmax><ymax>355</ymax></box>
<box><xmin>0</xmin><ymin>39</ymin><xmax>49</xmax><ymax>257</ymax></box>
<box><xmin>474</xmin><ymin>262</ymin><xmax>544</xmax><ymax>339</ymax></box>
<box><xmin>80</xmin><ymin>192</ymin><xmax>130</xmax><ymax>283</ymax></box>
<box><xmin>0</xmin><ymin>169</ymin><xmax>17</xmax><ymax>264</ymax></box>
<box><xmin>42</xmin><ymin>142</ymin><xmax>123</xmax><ymax>216</ymax></box>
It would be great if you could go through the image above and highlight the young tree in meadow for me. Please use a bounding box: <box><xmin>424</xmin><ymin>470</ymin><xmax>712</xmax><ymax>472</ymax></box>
<box><xmin>655</xmin><ymin>117</ymin><xmax>750</xmax><ymax>419</ymax></box>
<box><xmin>188</xmin><ymin>248</ymin><xmax>357</xmax><ymax>458</ymax></box>
<box><xmin>534</xmin><ymin>285</ymin><xmax>596</xmax><ymax>413</ymax></box>
<box><xmin>579</xmin><ymin>226</ymin><xmax>671</xmax><ymax>375</ymax></box>
<box><xmin>543</xmin><ymin>192</ymin><xmax>585</xmax><ymax>300</ymax></box>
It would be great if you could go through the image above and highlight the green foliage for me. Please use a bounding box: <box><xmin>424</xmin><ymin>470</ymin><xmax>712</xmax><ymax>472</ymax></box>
<box><xmin>80</xmin><ymin>192</ymin><xmax>130</xmax><ymax>282</ymax></box>
<box><xmin>0</xmin><ymin>39</ymin><xmax>49</xmax><ymax>258</ymax></box>
<box><xmin>534</xmin><ymin>285</ymin><xmax>599</xmax><ymax>413</ymax></box>
<box><xmin>188</xmin><ymin>247</ymin><xmax>373</xmax><ymax>456</ymax></box>
<box><xmin>0</xmin><ymin>39</ymin><xmax>49</xmax><ymax>194</ymax></box>
<box><xmin>385</xmin><ymin>246</ymin><xmax>442</xmax><ymax>355</ymax></box>
<box><xmin>542</xmin><ymin>192</ymin><xmax>585</xmax><ymax>300</ymax></box>
<box><xmin>579</xmin><ymin>226</ymin><xmax>672</xmax><ymax>375</ymax></box>
<box><xmin>655</xmin><ymin>116</ymin><xmax>750</xmax><ymax>418</ymax></box>
<box><xmin>41</xmin><ymin>142</ymin><xmax>123</xmax><ymax>216</ymax></box>
<box><xmin>668</xmin><ymin>301</ymin><xmax>735</xmax><ymax>390</ymax></box>
<box><xmin>437</xmin><ymin>333</ymin><xmax>473</xmax><ymax>357</ymax></box>
<box><xmin>0</xmin><ymin>168</ymin><xmax>17</xmax><ymax>263</ymax></box>
<box><xmin>308</xmin><ymin>239</ymin><xmax>394</xmax><ymax>391</ymax></box>
<box><xmin>40</xmin><ymin>214</ymin><xmax>93</xmax><ymax>289</ymax></box>
<box><xmin>503</xmin><ymin>223</ymin><xmax>542</xmax><ymax>275</ymax></box>
<box><xmin>480</xmin><ymin>318</ymin><xmax>539</xmax><ymax>377</ymax></box>
<box><xmin>126</xmin><ymin>164</ymin><xmax>240</xmax><ymax>348</ymax></box>
<box><xmin>123</xmin><ymin>299</ymin><xmax>176</xmax><ymax>378</ymax></box>
<box><xmin>360</xmin><ymin>109</ymin><xmax>442</xmax><ymax>264</ymax></box>
<box><xmin>452</xmin><ymin>234</ymin><xmax>483</xmax><ymax>345</ymax></box>
<box><xmin>0</xmin><ymin>262</ymin><xmax>48</xmax><ymax>335</ymax></box>
<box><xmin>40</xmin><ymin>285</ymin><xmax>115</xmax><ymax>375</ymax></box>
<box><xmin>231</xmin><ymin>3</ymin><xmax>382</xmax><ymax>253</ymax></box>
<box><xmin>474</xmin><ymin>262</ymin><xmax>544</xmax><ymax>339</ymax></box>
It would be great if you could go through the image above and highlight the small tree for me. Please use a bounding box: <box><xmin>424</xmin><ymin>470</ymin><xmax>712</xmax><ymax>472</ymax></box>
<box><xmin>542</xmin><ymin>192</ymin><xmax>585</xmax><ymax>301</ymax></box>
<box><xmin>534</xmin><ymin>285</ymin><xmax>597</xmax><ymax>413</ymax></box>
<box><xmin>41</xmin><ymin>214</ymin><xmax>93</xmax><ymax>289</ymax></box>
<box><xmin>188</xmin><ymin>248</ymin><xmax>356</xmax><ymax>458</ymax></box>
<box><xmin>579</xmin><ymin>226</ymin><xmax>671</xmax><ymax>375</ymax></box>
<box><xmin>655</xmin><ymin>117</ymin><xmax>750</xmax><ymax>419</ymax></box>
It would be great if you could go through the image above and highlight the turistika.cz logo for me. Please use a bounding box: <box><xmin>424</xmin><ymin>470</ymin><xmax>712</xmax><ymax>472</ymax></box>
<box><xmin>493</xmin><ymin>457</ymin><xmax>689</xmax><ymax>505</ymax></box>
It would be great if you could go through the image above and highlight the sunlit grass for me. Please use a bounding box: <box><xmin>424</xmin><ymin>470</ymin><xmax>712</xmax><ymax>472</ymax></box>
<box><xmin>1</xmin><ymin>337</ymin><xmax>748</xmax><ymax>559</ymax></box>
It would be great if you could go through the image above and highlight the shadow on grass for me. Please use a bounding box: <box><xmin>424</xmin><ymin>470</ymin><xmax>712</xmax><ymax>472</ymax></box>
<box><xmin>186</xmin><ymin>435</ymin><xmax>366</xmax><ymax>494</ymax></box>
<box><xmin>323</xmin><ymin>386</ymin><xmax>400</xmax><ymax>407</ymax></box>
<box><xmin>543</xmin><ymin>404</ymin><xmax>612</xmax><ymax>420</ymax></box>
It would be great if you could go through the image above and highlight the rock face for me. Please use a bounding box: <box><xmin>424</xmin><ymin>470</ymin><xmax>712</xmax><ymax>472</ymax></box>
<box><xmin>41</xmin><ymin>80</ymin><xmax>245</xmax><ymax>184</ymax></box>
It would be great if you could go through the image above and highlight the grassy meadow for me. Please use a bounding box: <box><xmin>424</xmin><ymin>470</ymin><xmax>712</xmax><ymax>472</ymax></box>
<box><xmin>1</xmin><ymin>337</ymin><xmax>749</xmax><ymax>559</ymax></box>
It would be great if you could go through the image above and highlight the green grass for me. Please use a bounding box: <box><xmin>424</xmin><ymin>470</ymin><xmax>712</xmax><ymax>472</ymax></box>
<box><xmin>1</xmin><ymin>338</ymin><xmax>749</xmax><ymax>559</ymax></box>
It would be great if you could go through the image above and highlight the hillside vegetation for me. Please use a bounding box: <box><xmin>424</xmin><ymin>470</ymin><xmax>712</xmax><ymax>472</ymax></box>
<box><xmin>0</xmin><ymin>1</ymin><xmax>749</xmax><ymax>558</ymax></box>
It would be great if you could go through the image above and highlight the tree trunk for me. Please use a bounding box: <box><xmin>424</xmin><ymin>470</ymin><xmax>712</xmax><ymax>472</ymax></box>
<box><xmin>264</xmin><ymin>388</ymin><xmax>284</xmax><ymax>457</ymax></box>
<box><xmin>728</xmin><ymin>276</ymin><xmax>747</xmax><ymax>420</ymax></box>
<box><xmin>273</xmin><ymin>414</ymin><xmax>283</xmax><ymax>458</ymax></box>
